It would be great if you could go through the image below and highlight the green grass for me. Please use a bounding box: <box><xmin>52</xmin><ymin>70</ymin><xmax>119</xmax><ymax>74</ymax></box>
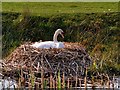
<box><xmin>2</xmin><ymin>2</ymin><xmax>118</xmax><ymax>16</ymax></box>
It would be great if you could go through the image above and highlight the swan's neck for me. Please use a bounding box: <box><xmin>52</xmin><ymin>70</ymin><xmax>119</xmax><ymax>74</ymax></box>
<box><xmin>53</xmin><ymin>32</ymin><xmax>58</xmax><ymax>42</ymax></box>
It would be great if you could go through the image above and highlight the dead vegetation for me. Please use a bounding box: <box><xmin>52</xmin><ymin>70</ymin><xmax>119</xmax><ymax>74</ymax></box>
<box><xmin>1</xmin><ymin>42</ymin><xmax>92</xmax><ymax>88</ymax></box>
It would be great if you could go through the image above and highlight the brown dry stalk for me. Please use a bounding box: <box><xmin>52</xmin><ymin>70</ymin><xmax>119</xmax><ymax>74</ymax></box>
<box><xmin>41</xmin><ymin>54</ymin><xmax>44</xmax><ymax>89</ymax></box>
<box><xmin>84</xmin><ymin>67</ymin><xmax>87</xmax><ymax>90</ymax></box>
<box><xmin>67</xmin><ymin>78</ymin><xmax>70</xmax><ymax>88</ymax></box>
<box><xmin>75</xmin><ymin>75</ymin><xmax>78</xmax><ymax>87</ymax></box>
<box><xmin>106</xmin><ymin>74</ymin><xmax>110</xmax><ymax>88</ymax></box>
<box><xmin>79</xmin><ymin>78</ymin><xmax>82</xmax><ymax>89</ymax></box>
<box><xmin>56</xmin><ymin>76</ymin><xmax>58</xmax><ymax>88</ymax></box>
<box><xmin>84</xmin><ymin>76</ymin><xmax>87</xmax><ymax>90</ymax></box>
<box><xmin>53</xmin><ymin>79</ymin><xmax>55</xmax><ymax>89</ymax></box>
<box><xmin>62</xmin><ymin>72</ymin><xmax>65</xmax><ymax>88</ymax></box>
<box><xmin>50</xmin><ymin>73</ymin><xmax>53</xmax><ymax>88</ymax></box>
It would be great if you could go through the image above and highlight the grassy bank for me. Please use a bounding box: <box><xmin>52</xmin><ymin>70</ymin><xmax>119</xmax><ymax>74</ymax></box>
<box><xmin>2</xmin><ymin>12</ymin><xmax>120</xmax><ymax>75</ymax></box>
<box><xmin>2</xmin><ymin>2</ymin><xmax>120</xmax><ymax>76</ymax></box>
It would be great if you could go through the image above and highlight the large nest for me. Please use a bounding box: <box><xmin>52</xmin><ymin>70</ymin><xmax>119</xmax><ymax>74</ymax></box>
<box><xmin>2</xmin><ymin>42</ymin><xmax>92</xmax><ymax>81</ymax></box>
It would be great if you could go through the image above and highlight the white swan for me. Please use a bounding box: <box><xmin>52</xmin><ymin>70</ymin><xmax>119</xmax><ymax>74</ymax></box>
<box><xmin>31</xmin><ymin>29</ymin><xmax>64</xmax><ymax>49</ymax></box>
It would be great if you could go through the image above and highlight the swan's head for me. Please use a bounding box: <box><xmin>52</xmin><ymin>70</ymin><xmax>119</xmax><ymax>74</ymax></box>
<box><xmin>53</xmin><ymin>29</ymin><xmax>64</xmax><ymax>42</ymax></box>
<box><xmin>55</xmin><ymin>29</ymin><xmax>64</xmax><ymax>38</ymax></box>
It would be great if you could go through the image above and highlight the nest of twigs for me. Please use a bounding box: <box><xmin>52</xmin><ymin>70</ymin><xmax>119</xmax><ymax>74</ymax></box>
<box><xmin>2</xmin><ymin>42</ymin><xmax>92</xmax><ymax>87</ymax></box>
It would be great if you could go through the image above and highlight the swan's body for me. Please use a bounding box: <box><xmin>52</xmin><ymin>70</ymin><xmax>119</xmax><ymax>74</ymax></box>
<box><xmin>31</xmin><ymin>41</ymin><xmax>64</xmax><ymax>49</ymax></box>
<box><xmin>31</xmin><ymin>29</ymin><xmax>64</xmax><ymax>49</ymax></box>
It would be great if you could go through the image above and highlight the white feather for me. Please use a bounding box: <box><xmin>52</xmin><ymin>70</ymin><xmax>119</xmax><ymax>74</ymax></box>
<box><xmin>31</xmin><ymin>29</ymin><xmax>64</xmax><ymax>49</ymax></box>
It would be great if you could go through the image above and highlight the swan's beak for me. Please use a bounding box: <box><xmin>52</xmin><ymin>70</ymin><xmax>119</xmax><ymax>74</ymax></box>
<box><xmin>61</xmin><ymin>32</ymin><xmax>64</xmax><ymax>38</ymax></box>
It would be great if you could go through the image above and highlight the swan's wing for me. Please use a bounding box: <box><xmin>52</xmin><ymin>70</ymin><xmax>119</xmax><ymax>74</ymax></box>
<box><xmin>55</xmin><ymin>42</ymin><xmax>64</xmax><ymax>48</ymax></box>
<box><xmin>32</xmin><ymin>41</ymin><xmax>55</xmax><ymax>49</ymax></box>
<box><xmin>39</xmin><ymin>42</ymin><xmax>55</xmax><ymax>49</ymax></box>
<box><xmin>60</xmin><ymin>42</ymin><xmax>65</xmax><ymax>48</ymax></box>
<box><xmin>31</xmin><ymin>41</ymin><xmax>64</xmax><ymax>49</ymax></box>
<box><xmin>31</xmin><ymin>42</ymin><xmax>41</xmax><ymax>48</ymax></box>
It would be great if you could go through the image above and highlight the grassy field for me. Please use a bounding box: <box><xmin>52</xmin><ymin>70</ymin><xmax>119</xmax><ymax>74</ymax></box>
<box><xmin>2</xmin><ymin>2</ymin><xmax>118</xmax><ymax>16</ymax></box>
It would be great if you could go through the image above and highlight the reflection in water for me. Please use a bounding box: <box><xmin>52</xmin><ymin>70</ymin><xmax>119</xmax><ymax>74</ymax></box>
<box><xmin>0</xmin><ymin>76</ymin><xmax>120</xmax><ymax>89</ymax></box>
<box><xmin>0</xmin><ymin>77</ymin><xmax>17</xmax><ymax>89</ymax></box>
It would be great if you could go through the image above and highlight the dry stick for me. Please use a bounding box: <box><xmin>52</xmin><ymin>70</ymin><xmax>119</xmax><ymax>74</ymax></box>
<box><xmin>67</xmin><ymin>78</ymin><xmax>70</xmax><ymax>88</ymax></box>
<box><xmin>100</xmin><ymin>74</ymin><xmax>103</xmax><ymax>88</ymax></box>
<box><xmin>23</xmin><ymin>45</ymin><xmax>26</xmax><ymax>52</ymax></box>
<box><xmin>37</xmin><ymin>78</ymin><xmax>41</xmax><ymax>88</ymax></box>
<box><xmin>28</xmin><ymin>74</ymin><xmax>31</xmax><ymax>89</ymax></box>
<box><xmin>106</xmin><ymin>74</ymin><xmax>110</xmax><ymax>88</ymax></box>
<box><xmin>50</xmin><ymin>73</ymin><xmax>53</xmax><ymax>88</ymax></box>
<box><xmin>56</xmin><ymin>75</ymin><xmax>58</xmax><ymax>88</ymax></box>
<box><xmin>91</xmin><ymin>77</ymin><xmax>95</xmax><ymax>89</ymax></box>
<box><xmin>62</xmin><ymin>72</ymin><xmax>65</xmax><ymax>88</ymax></box>
<box><xmin>53</xmin><ymin>79</ymin><xmax>55</xmax><ymax>89</ymax></box>
<box><xmin>112</xmin><ymin>74</ymin><xmax>115</xmax><ymax>89</ymax></box>
<box><xmin>41</xmin><ymin>54</ymin><xmax>44</xmax><ymax>89</ymax></box>
<box><xmin>20</xmin><ymin>66</ymin><xmax>23</xmax><ymax>87</ymax></box>
<box><xmin>75</xmin><ymin>75</ymin><xmax>78</xmax><ymax>88</ymax></box>
<box><xmin>84</xmin><ymin>67</ymin><xmax>87</xmax><ymax>90</ymax></box>
<box><xmin>29</xmin><ymin>62</ymin><xmax>33</xmax><ymax>89</ymax></box>
<box><xmin>37</xmin><ymin>62</ymin><xmax>40</xmax><ymax>72</ymax></box>
<box><xmin>18</xmin><ymin>65</ymin><xmax>21</xmax><ymax>88</ymax></box>
<box><xmin>70</xmin><ymin>79</ymin><xmax>72</xmax><ymax>88</ymax></box>
<box><xmin>84</xmin><ymin>76</ymin><xmax>87</xmax><ymax>89</ymax></box>
<box><xmin>74</xmin><ymin>61</ymin><xmax>78</xmax><ymax>88</ymax></box>
<box><xmin>28</xmin><ymin>53</ymin><xmax>34</xmax><ymax>89</ymax></box>
<box><xmin>79</xmin><ymin>78</ymin><xmax>82</xmax><ymax>89</ymax></box>
<box><xmin>44</xmin><ymin>55</ymin><xmax>53</xmax><ymax>71</ymax></box>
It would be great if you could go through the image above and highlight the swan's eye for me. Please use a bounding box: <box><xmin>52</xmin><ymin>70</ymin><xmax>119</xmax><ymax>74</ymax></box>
<box><xmin>61</xmin><ymin>31</ymin><xmax>64</xmax><ymax>35</ymax></box>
